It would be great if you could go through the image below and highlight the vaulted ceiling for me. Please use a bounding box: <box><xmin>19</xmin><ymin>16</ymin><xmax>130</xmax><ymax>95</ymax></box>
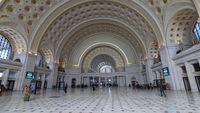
<box><xmin>0</xmin><ymin>0</ymin><xmax>198</xmax><ymax>66</ymax></box>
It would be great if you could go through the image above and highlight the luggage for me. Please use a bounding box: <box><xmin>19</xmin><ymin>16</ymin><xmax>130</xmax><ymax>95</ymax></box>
<box><xmin>24</xmin><ymin>94</ymin><xmax>30</xmax><ymax>101</ymax></box>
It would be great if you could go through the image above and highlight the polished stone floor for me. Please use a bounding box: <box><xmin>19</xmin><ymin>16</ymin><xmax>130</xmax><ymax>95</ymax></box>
<box><xmin>0</xmin><ymin>88</ymin><xmax>200</xmax><ymax>113</ymax></box>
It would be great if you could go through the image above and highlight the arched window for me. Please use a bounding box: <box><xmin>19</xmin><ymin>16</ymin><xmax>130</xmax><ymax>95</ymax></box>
<box><xmin>0</xmin><ymin>34</ymin><xmax>12</xmax><ymax>59</ymax></box>
<box><xmin>193</xmin><ymin>22</ymin><xmax>200</xmax><ymax>41</ymax></box>
<box><xmin>100</xmin><ymin>65</ymin><xmax>113</xmax><ymax>73</ymax></box>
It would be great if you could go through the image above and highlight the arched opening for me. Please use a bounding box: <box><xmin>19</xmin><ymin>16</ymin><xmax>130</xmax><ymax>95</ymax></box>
<box><xmin>14</xmin><ymin>58</ymin><xmax>21</xmax><ymax>63</ymax></box>
<box><xmin>99</xmin><ymin>65</ymin><xmax>113</xmax><ymax>73</ymax></box>
<box><xmin>90</xmin><ymin>54</ymin><xmax>116</xmax><ymax>73</ymax></box>
<box><xmin>71</xmin><ymin>78</ymin><xmax>76</xmax><ymax>88</ymax></box>
<box><xmin>167</xmin><ymin>9</ymin><xmax>198</xmax><ymax>51</ymax></box>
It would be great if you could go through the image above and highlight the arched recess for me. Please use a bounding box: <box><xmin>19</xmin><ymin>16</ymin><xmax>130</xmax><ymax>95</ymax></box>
<box><xmin>65</xmin><ymin>34</ymin><xmax>137</xmax><ymax>67</ymax></box>
<box><xmin>0</xmin><ymin>26</ymin><xmax>27</xmax><ymax>56</ymax></box>
<box><xmin>38</xmin><ymin>47</ymin><xmax>53</xmax><ymax>64</ymax></box>
<box><xmin>81</xmin><ymin>46</ymin><xmax>125</xmax><ymax>73</ymax></box>
<box><xmin>90</xmin><ymin>54</ymin><xmax>116</xmax><ymax>73</ymax></box>
<box><xmin>56</xmin><ymin>20</ymin><xmax>146</xmax><ymax>63</ymax></box>
<box><xmin>165</xmin><ymin>1</ymin><xmax>198</xmax><ymax>47</ymax></box>
<box><xmin>166</xmin><ymin>8</ymin><xmax>198</xmax><ymax>49</ymax></box>
<box><xmin>29</xmin><ymin>0</ymin><xmax>164</xmax><ymax>56</ymax></box>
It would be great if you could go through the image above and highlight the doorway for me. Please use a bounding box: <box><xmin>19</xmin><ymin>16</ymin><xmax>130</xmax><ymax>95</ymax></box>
<box><xmin>7</xmin><ymin>80</ymin><xmax>15</xmax><ymax>91</ymax></box>
<box><xmin>36</xmin><ymin>80</ymin><xmax>42</xmax><ymax>89</ymax></box>
<box><xmin>71</xmin><ymin>78</ymin><xmax>76</xmax><ymax>88</ymax></box>
<box><xmin>44</xmin><ymin>81</ymin><xmax>48</xmax><ymax>89</ymax></box>
<box><xmin>183</xmin><ymin>77</ymin><xmax>191</xmax><ymax>91</ymax></box>
<box><xmin>195</xmin><ymin>76</ymin><xmax>200</xmax><ymax>92</ymax></box>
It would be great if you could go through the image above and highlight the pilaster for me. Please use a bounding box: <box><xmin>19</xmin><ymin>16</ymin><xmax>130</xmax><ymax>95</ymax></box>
<box><xmin>185</xmin><ymin>62</ymin><xmax>198</xmax><ymax>92</ymax></box>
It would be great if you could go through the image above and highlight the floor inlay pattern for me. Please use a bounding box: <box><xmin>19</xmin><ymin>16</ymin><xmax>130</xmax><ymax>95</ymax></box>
<box><xmin>0</xmin><ymin>88</ymin><xmax>200</xmax><ymax>113</ymax></box>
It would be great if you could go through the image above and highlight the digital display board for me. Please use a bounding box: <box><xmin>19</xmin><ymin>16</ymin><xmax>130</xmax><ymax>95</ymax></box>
<box><xmin>162</xmin><ymin>67</ymin><xmax>170</xmax><ymax>76</ymax></box>
<box><xmin>25</xmin><ymin>71</ymin><xmax>33</xmax><ymax>79</ymax></box>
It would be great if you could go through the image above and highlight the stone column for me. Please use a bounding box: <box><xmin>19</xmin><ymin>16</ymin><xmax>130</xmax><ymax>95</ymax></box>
<box><xmin>198</xmin><ymin>59</ymin><xmax>200</xmax><ymax>66</ymax></box>
<box><xmin>41</xmin><ymin>73</ymin><xmax>45</xmax><ymax>89</ymax></box>
<box><xmin>13</xmin><ymin>71</ymin><xmax>20</xmax><ymax>90</ymax></box>
<box><xmin>99</xmin><ymin>76</ymin><xmax>101</xmax><ymax>86</ymax></box>
<box><xmin>159</xmin><ymin>46</ymin><xmax>181</xmax><ymax>90</ymax></box>
<box><xmin>155</xmin><ymin>71</ymin><xmax>160</xmax><ymax>79</ymax></box>
<box><xmin>185</xmin><ymin>62</ymin><xmax>198</xmax><ymax>92</ymax></box>
<box><xmin>35</xmin><ymin>72</ymin><xmax>39</xmax><ymax>80</ymax></box>
<box><xmin>176</xmin><ymin>65</ymin><xmax>185</xmax><ymax>90</ymax></box>
<box><xmin>2</xmin><ymin>69</ymin><xmax>9</xmax><ymax>86</ymax></box>
<box><xmin>48</xmin><ymin>63</ymin><xmax>58</xmax><ymax>88</ymax></box>
<box><xmin>18</xmin><ymin>52</ymin><xmax>36</xmax><ymax>90</ymax></box>
<box><xmin>145</xmin><ymin>58</ymin><xmax>154</xmax><ymax>84</ymax></box>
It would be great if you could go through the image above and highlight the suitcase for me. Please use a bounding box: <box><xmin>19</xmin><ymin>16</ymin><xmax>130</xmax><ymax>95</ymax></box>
<box><xmin>24</xmin><ymin>94</ymin><xmax>30</xmax><ymax>101</ymax></box>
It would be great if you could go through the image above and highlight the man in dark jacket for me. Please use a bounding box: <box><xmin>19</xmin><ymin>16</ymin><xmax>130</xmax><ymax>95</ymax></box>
<box><xmin>160</xmin><ymin>82</ymin><xmax>166</xmax><ymax>97</ymax></box>
<box><xmin>64</xmin><ymin>83</ymin><xmax>68</xmax><ymax>94</ymax></box>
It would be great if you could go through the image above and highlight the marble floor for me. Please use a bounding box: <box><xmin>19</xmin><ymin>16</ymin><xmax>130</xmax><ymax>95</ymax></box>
<box><xmin>0</xmin><ymin>88</ymin><xmax>200</xmax><ymax>113</ymax></box>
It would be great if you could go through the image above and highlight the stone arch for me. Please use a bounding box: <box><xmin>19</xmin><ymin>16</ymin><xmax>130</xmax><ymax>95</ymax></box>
<box><xmin>81</xmin><ymin>46</ymin><xmax>125</xmax><ymax>73</ymax></box>
<box><xmin>0</xmin><ymin>26</ymin><xmax>27</xmax><ymax>54</ymax></box>
<box><xmin>29</xmin><ymin>0</ymin><xmax>164</xmax><ymax>55</ymax></box>
<box><xmin>166</xmin><ymin>8</ymin><xmax>198</xmax><ymax>48</ymax></box>
<box><xmin>69</xmin><ymin>39</ymin><xmax>134</xmax><ymax>67</ymax></box>
<box><xmin>165</xmin><ymin>1</ymin><xmax>198</xmax><ymax>47</ymax></box>
<box><xmin>39</xmin><ymin>47</ymin><xmax>53</xmax><ymax>64</ymax></box>
<box><xmin>14</xmin><ymin>58</ymin><xmax>21</xmax><ymax>63</ymax></box>
<box><xmin>56</xmin><ymin>20</ymin><xmax>146</xmax><ymax>63</ymax></box>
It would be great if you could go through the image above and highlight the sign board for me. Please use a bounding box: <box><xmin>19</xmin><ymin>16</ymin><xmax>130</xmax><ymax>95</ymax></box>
<box><xmin>25</xmin><ymin>71</ymin><xmax>33</xmax><ymax>79</ymax></box>
<box><xmin>162</xmin><ymin>67</ymin><xmax>170</xmax><ymax>76</ymax></box>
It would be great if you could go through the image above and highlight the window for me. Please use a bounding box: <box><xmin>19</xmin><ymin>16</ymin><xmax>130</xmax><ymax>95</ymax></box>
<box><xmin>181</xmin><ymin>66</ymin><xmax>187</xmax><ymax>73</ymax></box>
<box><xmin>100</xmin><ymin>65</ymin><xmax>113</xmax><ymax>73</ymax></box>
<box><xmin>0</xmin><ymin>34</ymin><xmax>12</xmax><ymax>59</ymax></box>
<box><xmin>192</xmin><ymin>63</ymin><xmax>200</xmax><ymax>72</ymax></box>
<box><xmin>193</xmin><ymin>22</ymin><xmax>200</xmax><ymax>41</ymax></box>
<box><xmin>0</xmin><ymin>72</ymin><xmax>3</xmax><ymax>77</ymax></box>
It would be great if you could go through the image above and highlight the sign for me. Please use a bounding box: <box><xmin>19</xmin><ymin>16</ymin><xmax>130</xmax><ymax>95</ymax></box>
<box><xmin>25</xmin><ymin>71</ymin><xmax>33</xmax><ymax>79</ymax></box>
<box><xmin>162</xmin><ymin>67</ymin><xmax>170</xmax><ymax>76</ymax></box>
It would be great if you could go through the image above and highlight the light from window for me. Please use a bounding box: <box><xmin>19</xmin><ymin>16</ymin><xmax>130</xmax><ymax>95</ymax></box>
<box><xmin>100</xmin><ymin>65</ymin><xmax>113</xmax><ymax>73</ymax></box>
<box><xmin>193</xmin><ymin>22</ymin><xmax>200</xmax><ymax>41</ymax></box>
<box><xmin>0</xmin><ymin>34</ymin><xmax>12</xmax><ymax>59</ymax></box>
<box><xmin>0</xmin><ymin>73</ymin><xmax>3</xmax><ymax>77</ymax></box>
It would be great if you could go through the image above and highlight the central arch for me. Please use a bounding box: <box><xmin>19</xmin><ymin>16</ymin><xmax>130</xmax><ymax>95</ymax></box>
<box><xmin>29</xmin><ymin>0</ymin><xmax>164</xmax><ymax>57</ymax></box>
<box><xmin>81</xmin><ymin>46</ymin><xmax>125</xmax><ymax>73</ymax></box>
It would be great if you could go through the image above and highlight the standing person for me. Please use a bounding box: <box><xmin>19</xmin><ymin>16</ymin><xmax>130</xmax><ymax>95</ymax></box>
<box><xmin>92</xmin><ymin>84</ymin><xmax>95</xmax><ymax>91</ymax></box>
<box><xmin>0</xmin><ymin>85</ymin><xmax>2</xmax><ymax>96</ymax></box>
<box><xmin>23</xmin><ymin>85</ymin><xmax>30</xmax><ymax>101</ymax></box>
<box><xmin>23</xmin><ymin>85</ymin><xmax>29</xmax><ymax>95</ymax></box>
<box><xmin>160</xmin><ymin>81</ymin><xmax>166</xmax><ymax>97</ymax></box>
<box><xmin>64</xmin><ymin>83</ymin><xmax>68</xmax><ymax>94</ymax></box>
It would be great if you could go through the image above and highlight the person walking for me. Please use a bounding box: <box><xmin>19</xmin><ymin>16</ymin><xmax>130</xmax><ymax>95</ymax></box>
<box><xmin>0</xmin><ymin>85</ymin><xmax>2</xmax><ymax>96</ymax></box>
<box><xmin>64</xmin><ymin>83</ymin><xmax>68</xmax><ymax>94</ymax></box>
<box><xmin>160</xmin><ymin>81</ymin><xmax>166</xmax><ymax>97</ymax></box>
<box><xmin>92</xmin><ymin>84</ymin><xmax>95</xmax><ymax>91</ymax></box>
<box><xmin>23</xmin><ymin>85</ymin><xmax>30</xmax><ymax>101</ymax></box>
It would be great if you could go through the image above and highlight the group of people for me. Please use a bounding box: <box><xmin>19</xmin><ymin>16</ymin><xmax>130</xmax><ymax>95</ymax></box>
<box><xmin>129</xmin><ymin>81</ymin><xmax>168</xmax><ymax>97</ymax></box>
